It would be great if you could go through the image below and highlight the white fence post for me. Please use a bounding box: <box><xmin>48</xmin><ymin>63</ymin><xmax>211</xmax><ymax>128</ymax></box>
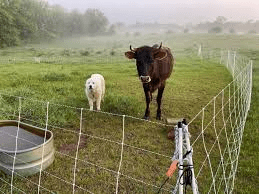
<box><xmin>182</xmin><ymin>123</ymin><xmax>198</xmax><ymax>194</ymax></box>
<box><xmin>178</xmin><ymin>122</ymin><xmax>184</xmax><ymax>194</ymax></box>
<box><xmin>248</xmin><ymin>60</ymin><xmax>253</xmax><ymax>111</ymax></box>
<box><xmin>227</xmin><ymin>50</ymin><xmax>230</xmax><ymax>69</ymax></box>
<box><xmin>233</xmin><ymin>51</ymin><xmax>236</xmax><ymax>77</ymax></box>
<box><xmin>198</xmin><ymin>45</ymin><xmax>202</xmax><ymax>59</ymax></box>
<box><xmin>174</xmin><ymin>121</ymin><xmax>199</xmax><ymax>194</ymax></box>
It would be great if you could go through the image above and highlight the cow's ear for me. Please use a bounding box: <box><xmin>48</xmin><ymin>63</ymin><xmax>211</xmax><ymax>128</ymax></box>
<box><xmin>153</xmin><ymin>50</ymin><xmax>167</xmax><ymax>60</ymax></box>
<box><xmin>125</xmin><ymin>51</ymin><xmax>135</xmax><ymax>59</ymax></box>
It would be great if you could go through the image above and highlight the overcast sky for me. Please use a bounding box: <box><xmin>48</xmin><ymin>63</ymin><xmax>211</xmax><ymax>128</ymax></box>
<box><xmin>47</xmin><ymin>0</ymin><xmax>259</xmax><ymax>25</ymax></box>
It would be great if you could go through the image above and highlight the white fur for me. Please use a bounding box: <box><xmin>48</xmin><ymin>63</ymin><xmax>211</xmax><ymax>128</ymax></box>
<box><xmin>85</xmin><ymin>74</ymin><xmax>105</xmax><ymax>111</ymax></box>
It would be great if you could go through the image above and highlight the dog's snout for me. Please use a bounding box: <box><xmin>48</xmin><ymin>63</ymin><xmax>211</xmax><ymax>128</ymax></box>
<box><xmin>140</xmin><ymin>76</ymin><xmax>151</xmax><ymax>83</ymax></box>
<box><xmin>89</xmin><ymin>85</ymin><xmax>92</xmax><ymax>89</ymax></box>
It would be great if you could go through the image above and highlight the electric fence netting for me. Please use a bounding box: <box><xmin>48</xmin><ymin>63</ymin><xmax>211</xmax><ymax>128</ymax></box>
<box><xmin>181</xmin><ymin>48</ymin><xmax>252</xmax><ymax>193</ymax></box>
<box><xmin>0</xmin><ymin>47</ymin><xmax>252</xmax><ymax>193</ymax></box>
<box><xmin>0</xmin><ymin>94</ymin><xmax>178</xmax><ymax>193</ymax></box>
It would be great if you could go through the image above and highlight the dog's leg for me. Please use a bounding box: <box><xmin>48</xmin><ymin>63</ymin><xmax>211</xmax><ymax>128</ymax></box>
<box><xmin>96</xmin><ymin>97</ymin><xmax>102</xmax><ymax>111</ymax></box>
<box><xmin>101</xmin><ymin>90</ymin><xmax>105</xmax><ymax>102</ymax></box>
<box><xmin>88</xmin><ymin>99</ymin><xmax>94</xmax><ymax>111</ymax></box>
<box><xmin>102</xmin><ymin>80</ymin><xmax>105</xmax><ymax>101</ymax></box>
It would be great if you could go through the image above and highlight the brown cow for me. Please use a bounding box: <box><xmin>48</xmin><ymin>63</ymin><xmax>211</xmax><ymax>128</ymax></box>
<box><xmin>125</xmin><ymin>42</ymin><xmax>174</xmax><ymax>120</ymax></box>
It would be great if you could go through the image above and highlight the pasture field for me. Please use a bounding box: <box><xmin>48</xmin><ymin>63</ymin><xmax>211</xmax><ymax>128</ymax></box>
<box><xmin>0</xmin><ymin>33</ymin><xmax>258</xmax><ymax>193</ymax></box>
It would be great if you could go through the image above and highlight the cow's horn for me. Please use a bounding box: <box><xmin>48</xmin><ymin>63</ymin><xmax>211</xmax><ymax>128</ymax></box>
<box><xmin>130</xmin><ymin>45</ymin><xmax>134</xmax><ymax>51</ymax></box>
<box><xmin>159</xmin><ymin>42</ymin><xmax>162</xmax><ymax>49</ymax></box>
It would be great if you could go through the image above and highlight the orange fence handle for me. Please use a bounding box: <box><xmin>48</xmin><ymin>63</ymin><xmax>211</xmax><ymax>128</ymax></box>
<box><xmin>166</xmin><ymin>160</ymin><xmax>178</xmax><ymax>177</ymax></box>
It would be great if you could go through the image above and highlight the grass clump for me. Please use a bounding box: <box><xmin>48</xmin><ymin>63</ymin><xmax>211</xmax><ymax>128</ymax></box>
<box><xmin>103</xmin><ymin>93</ymin><xmax>141</xmax><ymax>116</ymax></box>
<box><xmin>61</xmin><ymin>49</ymin><xmax>72</xmax><ymax>56</ymax></box>
<box><xmin>80</xmin><ymin>49</ymin><xmax>90</xmax><ymax>56</ymax></box>
<box><xmin>41</xmin><ymin>72</ymin><xmax>70</xmax><ymax>82</ymax></box>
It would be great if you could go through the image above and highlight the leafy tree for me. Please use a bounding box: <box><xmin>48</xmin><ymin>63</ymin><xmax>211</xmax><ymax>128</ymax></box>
<box><xmin>0</xmin><ymin>1</ymin><xmax>20</xmax><ymax>47</ymax></box>
<box><xmin>215</xmin><ymin>16</ymin><xmax>227</xmax><ymax>24</ymax></box>
<box><xmin>83</xmin><ymin>9</ymin><xmax>109</xmax><ymax>36</ymax></box>
<box><xmin>48</xmin><ymin>5</ymin><xmax>66</xmax><ymax>38</ymax></box>
<box><xmin>0</xmin><ymin>1</ymin><xmax>111</xmax><ymax>47</ymax></box>
<box><xmin>107</xmin><ymin>24</ymin><xmax>116</xmax><ymax>35</ymax></box>
<box><xmin>65</xmin><ymin>9</ymin><xmax>84</xmax><ymax>37</ymax></box>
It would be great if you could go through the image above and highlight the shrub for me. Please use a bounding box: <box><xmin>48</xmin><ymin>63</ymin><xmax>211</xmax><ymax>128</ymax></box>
<box><xmin>166</xmin><ymin>30</ymin><xmax>174</xmax><ymax>34</ymax></box>
<box><xmin>36</xmin><ymin>51</ymin><xmax>46</xmax><ymax>57</ymax></box>
<box><xmin>103</xmin><ymin>93</ymin><xmax>141</xmax><ymax>116</ymax></box>
<box><xmin>110</xmin><ymin>50</ymin><xmax>115</xmax><ymax>56</ymax></box>
<box><xmin>229</xmin><ymin>28</ymin><xmax>235</xmax><ymax>34</ymax></box>
<box><xmin>80</xmin><ymin>50</ymin><xmax>90</xmax><ymax>56</ymax></box>
<box><xmin>1</xmin><ymin>50</ymin><xmax>10</xmax><ymax>56</ymax></box>
<box><xmin>208</xmin><ymin>26</ymin><xmax>223</xmax><ymax>34</ymax></box>
<box><xmin>134</xmin><ymin>32</ymin><xmax>141</xmax><ymax>37</ymax></box>
<box><xmin>184</xmin><ymin>28</ymin><xmax>189</xmax><ymax>33</ymax></box>
<box><xmin>61</xmin><ymin>49</ymin><xmax>72</xmax><ymax>56</ymax></box>
<box><xmin>41</xmin><ymin>73</ymin><xmax>70</xmax><ymax>82</ymax></box>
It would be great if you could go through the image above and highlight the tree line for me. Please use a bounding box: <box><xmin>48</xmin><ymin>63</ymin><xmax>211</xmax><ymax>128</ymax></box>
<box><xmin>194</xmin><ymin>16</ymin><xmax>258</xmax><ymax>34</ymax></box>
<box><xmin>0</xmin><ymin>0</ymin><xmax>113</xmax><ymax>47</ymax></box>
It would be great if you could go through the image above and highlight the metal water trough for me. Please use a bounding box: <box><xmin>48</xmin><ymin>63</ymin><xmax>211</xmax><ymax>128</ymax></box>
<box><xmin>0</xmin><ymin>120</ymin><xmax>55</xmax><ymax>176</ymax></box>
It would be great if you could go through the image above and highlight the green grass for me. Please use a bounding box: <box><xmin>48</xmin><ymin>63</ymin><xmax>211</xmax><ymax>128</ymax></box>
<box><xmin>0</xmin><ymin>33</ymin><xmax>258</xmax><ymax>193</ymax></box>
<box><xmin>233</xmin><ymin>49</ymin><xmax>259</xmax><ymax>194</ymax></box>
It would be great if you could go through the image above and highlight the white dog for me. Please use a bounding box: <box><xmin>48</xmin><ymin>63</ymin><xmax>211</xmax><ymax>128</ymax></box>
<box><xmin>85</xmin><ymin>74</ymin><xmax>105</xmax><ymax>111</ymax></box>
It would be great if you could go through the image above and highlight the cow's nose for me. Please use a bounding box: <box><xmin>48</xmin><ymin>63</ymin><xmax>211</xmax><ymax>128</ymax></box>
<box><xmin>140</xmin><ymin>76</ymin><xmax>151</xmax><ymax>83</ymax></box>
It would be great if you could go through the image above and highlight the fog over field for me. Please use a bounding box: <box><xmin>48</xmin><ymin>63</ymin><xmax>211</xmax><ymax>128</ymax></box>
<box><xmin>47</xmin><ymin>0</ymin><xmax>259</xmax><ymax>24</ymax></box>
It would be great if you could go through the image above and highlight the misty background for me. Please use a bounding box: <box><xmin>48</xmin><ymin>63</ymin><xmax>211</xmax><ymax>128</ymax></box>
<box><xmin>1</xmin><ymin>0</ymin><xmax>258</xmax><ymax>47</ymax></box>
<box><xmin>47</xmin><ymin>0</ymin><xmax>259</xmax><ymax>25</ymax></box>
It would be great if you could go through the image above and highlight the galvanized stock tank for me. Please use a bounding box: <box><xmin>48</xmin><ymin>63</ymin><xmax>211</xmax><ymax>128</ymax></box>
<box><xmin>0</xmin><ymin>120</ymin><xmax>54</xmax><ymax>176</ymax></box>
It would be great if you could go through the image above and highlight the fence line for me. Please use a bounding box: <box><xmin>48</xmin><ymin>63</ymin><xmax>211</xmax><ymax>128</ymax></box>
<box><xmin>0</xmin><ymin>95</ymin><xmax>175</xmax><ymax>193</ymax></box>
<box><xmin>189</xmin><ymin>47</ymin><xmax>252</xmax><ymax>193</ymax></box>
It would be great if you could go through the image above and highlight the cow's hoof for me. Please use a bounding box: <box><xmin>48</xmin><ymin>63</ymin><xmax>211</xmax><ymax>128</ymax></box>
<box><xmin>143</xmin><ymin>116</ymin><xmax>150</xmax><ymax>120</ymax></box>
<box><xmin>156</xmin><ymin>116</ymin><xmax>161</xmax><ymax>120</ymax></box>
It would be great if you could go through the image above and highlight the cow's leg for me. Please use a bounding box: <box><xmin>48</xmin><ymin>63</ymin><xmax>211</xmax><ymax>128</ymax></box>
<box><xmin>143</xmin><ymin>84</ymin><xmax>151</xmax><ymax>120</ymax></box>
<box><xmin>156</xmin><ymin>83</ymin><xmax>165</xmax><ymax>120</ymax></box>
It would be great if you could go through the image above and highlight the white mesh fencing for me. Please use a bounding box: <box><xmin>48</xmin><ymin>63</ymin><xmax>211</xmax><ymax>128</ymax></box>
<box><xmin>0</xmin><ymin>48</ymin><xmax>252</xmax><ymax>193</ymax></box>
<box><xmin>0</xmin><ymin>93</ymin><xmax>177</xmax><ymax>193</ymax></box>
<box><xmin>187</xmin><ymin>48</ymin><xmax>252</xmax><ymax>193</ymax></box>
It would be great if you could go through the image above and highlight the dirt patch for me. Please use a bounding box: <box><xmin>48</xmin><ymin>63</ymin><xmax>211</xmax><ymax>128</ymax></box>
<box><xmin>59</xmin><ymin>135</ymin><xmax>88</xmax><ymax>155</ymax></box>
